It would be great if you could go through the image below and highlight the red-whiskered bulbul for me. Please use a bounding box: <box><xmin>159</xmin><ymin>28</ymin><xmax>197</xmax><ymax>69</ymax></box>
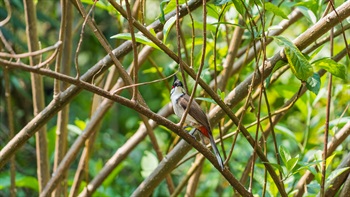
<box><xmin>170</xmin><ymin>75</ymin><xmax>224</xmax><ymax>170</ymax></box>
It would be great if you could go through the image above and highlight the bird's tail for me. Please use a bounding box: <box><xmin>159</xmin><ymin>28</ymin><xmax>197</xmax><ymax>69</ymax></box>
<box><xmin>208</xmin><ymin>135</ymin><xmax>224</xmax><ymax>170</ymax></box>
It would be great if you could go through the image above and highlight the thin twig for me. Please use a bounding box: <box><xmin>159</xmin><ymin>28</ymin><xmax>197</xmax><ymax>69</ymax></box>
<box><xmin>74</xmin><ymin>0</ymin><xmax>98</xmax><ymax>79</ymax></box>
<box><xmin>321</xmin><ymin>3</ymin><xmax>335</xmax><ymax>195</ymax></box>
<box><xmin>0</xmin><ymin>41</ymin><xmax>62</xmax><ymax>58</ymax></box>
<box><xmin>125</xmin><ymin>0</ymin><xmax>139</xmax><ymax>101</ymax></box>
<box><xmin>0</xmin><ymin>0</ymin><xmax>11</xmax><ymax>26</ymax></box>
<box><xmin>175</xmin><ymin>0</ymin><xmax>188</xmax><ymax>93</ymax></box>
<box><xmin>4</xmin><ymin>67</ymin><xmax>16</xmax><ymax>197</ymax></box>
<box><xmin>112</xmin><ymin>73</ymin><xmax>176</xmax><ymax>95</ymax></box>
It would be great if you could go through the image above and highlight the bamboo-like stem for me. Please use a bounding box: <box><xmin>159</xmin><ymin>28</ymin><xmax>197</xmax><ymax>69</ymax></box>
<box><xmin>23</xmin><ymin>0</ymin><xmax>50</xmax><ymax>192</ymax></box>
<box><xmin>4</xmin><ymin>68</ymin><xmax>16</xmax><ymax>197</ymax></box>
<box><xmin>78</xmin><ymin>104</ymin><xmax>174</xmax><ymax>196</ymax></box>
<box><xmin>0</xmin><ymin>0</ymin><xmax>202</xmax><ymax>170</ymax></box>
<box><xmin>53</xmin><ymin>0</ymin><xmax>73</xmax><ymax>196</ymax></box>
<box><xmin>184</xmin><ymin>155</ymin><xmax>204</xmax><ymax>197</ymax></box>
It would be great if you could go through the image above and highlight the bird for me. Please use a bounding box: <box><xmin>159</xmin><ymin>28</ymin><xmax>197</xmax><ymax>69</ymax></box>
<box><xmin>170</xmin><ymin>75</ymin><xmax>224</xmax><ymax>170</ymax></box>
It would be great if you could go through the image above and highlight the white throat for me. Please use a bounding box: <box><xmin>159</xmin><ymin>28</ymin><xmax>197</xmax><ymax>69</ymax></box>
<box><xmin>170</xmin><ymin>86</ymin><xmax>184</xmax><ymax>100</ymax></box>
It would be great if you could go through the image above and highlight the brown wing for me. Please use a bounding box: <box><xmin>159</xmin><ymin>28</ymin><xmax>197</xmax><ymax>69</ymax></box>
<box><xmin>178</xmin><ymin>94</ymin><xmax>211</xmax><ymax>132</ymax></box>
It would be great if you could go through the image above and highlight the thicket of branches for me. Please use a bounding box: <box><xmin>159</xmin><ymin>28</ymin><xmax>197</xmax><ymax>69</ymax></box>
<box><xmin>0</xmin><ymin>0</ymin><xmax>349</xmax><ymax>196</ymax></box>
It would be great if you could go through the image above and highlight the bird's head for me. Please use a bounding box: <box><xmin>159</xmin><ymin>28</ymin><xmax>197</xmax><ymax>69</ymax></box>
<box><xmin>172</xmin><ymin>75</ymin><xmax>183</xmax><ymax>89</ymax></box>
<box><xmin>171</xmin><ymin>75</ymin><xmax>184</xmax><ymax>95</ymax></box>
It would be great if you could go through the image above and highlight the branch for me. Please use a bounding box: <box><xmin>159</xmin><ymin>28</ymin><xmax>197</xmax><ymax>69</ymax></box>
<box><xmin>325</xmin><ymin>151</ymin><xmax>350</xmax><ymax>196</ymax></box>
<box><xmin>23</xmin><ymin>0</ymin><xmax>50</xmax><ymax>191</ymax></box>
<box><xmin>0</xmin><ymin>0</ymin><xmax>201</xmax><ymax>170</ymax></box>
<box><xmin>0</xmin><ymin>41</ymin><xmax>62</xmax><ymax>58</ymax></box>
<box><xmin>78</xmin><ymin>104</ymin><xmax>173</xmax><ymax>196</ymax></box>
<box><xmin>295</xmin><ymin>120</ymin><xmax>350</xmax><ymax>197</ymax></box>
<box><xmin>106</xmin><ymin>1</ymin><xmax>350</xmax><ymax>195</ymax></box>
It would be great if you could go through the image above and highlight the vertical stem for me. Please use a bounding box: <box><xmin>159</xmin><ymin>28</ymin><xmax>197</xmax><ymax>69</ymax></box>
<box><xmin>53</xmin><ymin>0</ymin><xmax>73</xmax><ymax>196</ymax></box>
<box><xmin>23</xmin><ymin>0</ymin><xmax>50</xmax><ymax>192</ymax></box>
<box><xmin>175</xmin><ymin>0</ymin><xmax>188</xmax><ymax>92</ymax></box>
<box><xmin>4</xmin><ymin>68</ymin><xmax>16</xmax><ymax>197</ymax></box>
<box><xmin>321</xmin><ymin>17</ymin><xmax>334</xmax><ymax>197</ymax></box>
<box><xmin>125</xmin><ymin>0</ymin><xmax>139</xmax><ymax>101</ymax></box>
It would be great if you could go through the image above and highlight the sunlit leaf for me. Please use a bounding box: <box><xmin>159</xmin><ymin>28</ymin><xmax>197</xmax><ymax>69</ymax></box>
<box><xmin>296</xmin><ymin>4</ymin><xmax>317</xmax><ymax>24</ymax></box>
<box><xmin>265</xmin><ymin>2</ymin><xmax>288</xmax><ymax>19</ymax></box>
<box><xmin>312</xmin><ymin>58</ymin><xmax>347</xmax><ymax>79</ymax></box>
<box><xmin>274</xmin><ymin>36</ymin><xmax>313</xmax><ymax>81</ymax></box>
<box><xmin>163</xmin><ymin>16</ymin><xmax>176</xmax><ymax>43</ymax></box>
<box><xmin>286</xmin><ymin>155</ymin><xmax>299</xmax><ymax>172</ymax></box>
<box><xmin>217</xmin><ymin>89</ymin><xmax>225</xmax><ymax>101</ymax></box>
<box><xmin>279</xmin><ymin>146</ymin><xmax>291</xmax><ymax>166</ymax></box>
<box><xmin>111</xmin><ymin>33</ymin><xmax>160</xmax><ymax>50</ymax></box>
<box><xmin>75</xmin><ymin>118</ymin><xmax>87</xmax><ymax>130</ymax></box>
<box><xmin>326</xmin><ymin>154</ymin><xmax>336</xmax><ymax>170</ymax></box>
<box><xmin>143</xmin><ymin>67</ymin><xmax>163</xmax><ymax>74</ymax></box>
<box><xmin>231</xmin><ymin>0</ymin><xmax>245</xmax><ymax>16</ymax></box>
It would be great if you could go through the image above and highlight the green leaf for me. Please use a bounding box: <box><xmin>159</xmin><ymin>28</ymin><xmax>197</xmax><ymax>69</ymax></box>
<box><xmin>275</xmin><ymin>124</ymin><xmax>297</xmax><ymax>142</ymax></box>
<box><xmin>159</xmin><ymin>0</ymin><xmax>170</xmax><ymax>24</ymax></box>
<box><xmin>217</xmin><ymin>89</ymin><xmax>225</xmax><ymax>100</ymax></box>
<box><xmin>265</xmin><ymin>2</ymin><xmax>288</xmax><ymax>19</ymax></box>
<box><xmin>143</xmin><ymin>67</ymin><xmax>163</xmax><ymax>74</ymax></box>
<box><xmin>296</xmin><ymin>3</ymin><xmax>318</xmax><ymax>24</ymax></box>
<box><xmin>279</xmin><ymin>145</ymin><xmax>291</xmax><ymax>166</ymax></box>
<box><xmin>274</xmin><ymin>36</ymin><xmax>313</xmax><ymax>81</ymax></box>
<box><xmin>263</xmin><ymin>162</ymin><xmax>284</xmax><ymax>175</ymax></box>
<box><xmin>163</xmin><ymin>16</ymin><xmax>176</xmax><ymax>43</ymax></box>
<box><xmin>75</xmin><ymin>118</ymin><xmax>87</xmax><ymax>130</ymax></box>
<box><xmin>286</xmin><ymin>155</ymin><xmax>299</xmax><ymax>172</ymax></box>
<box><xmin>306</xmin><ymin>73</ymin><xmax>321</xmax><ymax>95</ymax></box>
<box><xmin>231</xmin><ymin>0</ymin><xmax>245</xmax><ymax>16</ymax></box>
<box><xmin>111</xmin><ymin>33</ymin><xmax>160</xmax><ymax>50</ymax></box>
<box><xmin>159</xmin><ymin>0</ymin><xmax>186</xmax><ymax>23</ymax></box>
<box><xmin>326</xmin><ymin>153</ymin><xmax>336</xmax><ymax>170</ymax></box>
<box><xmin>141</xmin><ymin>151</ymin><xmax>158</xmax><ymax>178</ymax></box>
<box><xmin>195</xmin><ymin>97</ymin><xmax>217</xmax><ymax>105</ymax></box>
<box><xmin>16</xmin><ymin>176</ymin><xmax>39</xmax><ymax>191</ymax></box>
<box><xmin>0</xmin><ymin>171</ymin><xmax>38</xmax><ymax>191</ymax></box>
<box><xmin>312</xmin><ymin>58</ymin><xmax>347</xmax><ymax>79</ymax></box>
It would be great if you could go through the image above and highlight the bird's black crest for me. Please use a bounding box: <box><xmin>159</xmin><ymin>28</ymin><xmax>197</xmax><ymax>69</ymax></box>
<box><xmin>172</xmin><ymin>75</ymin><xmax>183</xmax><ymax>87</ymax></box>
